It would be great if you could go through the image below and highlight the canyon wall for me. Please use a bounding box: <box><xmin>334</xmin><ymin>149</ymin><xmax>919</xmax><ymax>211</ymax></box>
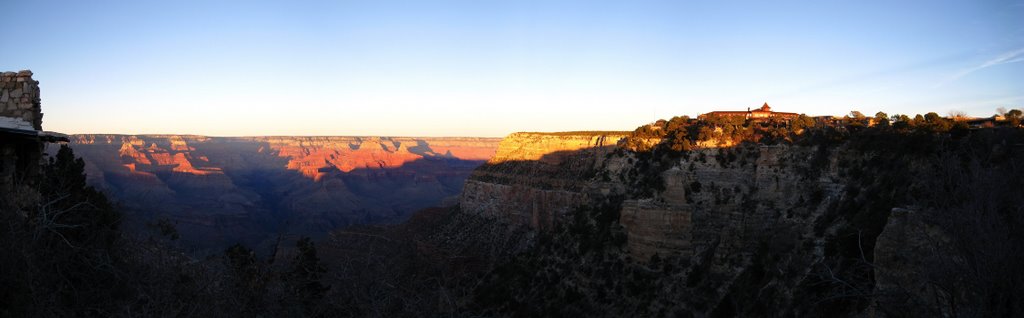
<box><xmin>65</xmin><ymin>134</ymin><xmax>500</xmax><ymax>253</ymax></box>
<box><xmin>486</xmin><ymin>132</ymin><xmax>627</xmax><ymax>164</ymax></box>
<box><xmin>461</xmin><ymin>131</ymin><xmax>848</xmax><ymax>264</ymax></box>
<box><xmin>626</xmin><ymin>145</ymin><xmax>847</xmax><ymax>265</ymax></box>
<box><xmin>459</xmin><ymin>132</ymin><xmax>854</xmax><ymax>312</ymax></box>
<box><xmin>458</xmin><ymin>127</ymin><xmax>1024</xmax><ymax>316</ymax></box>
<box><xmin>459</xmin><ymin>132</ymin><xmax>629</xmax><ymax>230</ymax></box>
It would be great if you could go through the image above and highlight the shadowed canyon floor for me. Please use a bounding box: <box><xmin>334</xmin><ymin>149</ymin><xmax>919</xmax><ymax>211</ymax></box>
<box><xmin>60</xmin><ymin>135</ymin><xmax>500</xmax><ymax>253</ymax></box>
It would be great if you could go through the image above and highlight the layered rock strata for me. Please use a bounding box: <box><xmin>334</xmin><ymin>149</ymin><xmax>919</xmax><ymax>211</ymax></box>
<box><xmin>462</xmin><ymin>132</ymin><xmax>847</xmax><ymax>264</ymax></box>
<box><xmin>460</xmin><ymin>132</ymin><xmax>629</xmax><ymax>230</ymax></box>
<box><xmin>65</xmin><ymin>134</ymin><xmax>500</xmax><ymax>252</ymax></box>
<box><xmin>640</xmin><ymin>145</ymin><xmax>846</xmax><ymax>268</ymax></box>
<box><xmin>618</xmin><ymin>198</ymin><xmax>692</xmax><ymax>260</ymax></box>
<box><xmin>457</xmin><ymin>125</ymin><xmax>1022</xmax><ymax>315</ymax></box>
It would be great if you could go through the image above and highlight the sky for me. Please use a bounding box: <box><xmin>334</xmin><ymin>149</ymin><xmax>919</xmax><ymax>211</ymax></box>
<box><xmin>2</xmin><ymin>0</ymin><xmax>1023</xmax><ymax>137</ymax></box>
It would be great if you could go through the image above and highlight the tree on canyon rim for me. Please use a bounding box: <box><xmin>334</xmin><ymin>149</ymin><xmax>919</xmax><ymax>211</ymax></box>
<box><xmin>1</xmin><ymin>145</ymin><xmax>123</xmax><ymax>316</ymax></box>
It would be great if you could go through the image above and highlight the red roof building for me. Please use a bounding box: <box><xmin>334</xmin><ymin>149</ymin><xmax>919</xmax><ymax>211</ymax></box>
<box><xmin>699</xmin><ymin>103</ymin><xmax>799</xmax><ymax>121</ymax></box>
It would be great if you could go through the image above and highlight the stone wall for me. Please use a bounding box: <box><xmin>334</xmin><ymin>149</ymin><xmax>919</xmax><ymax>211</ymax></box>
<box><xmin>0</xmin><ymin>70</ymin><xmax>42</xmax><ymax>130</ymax></box>
<box><xmin>0</xmin><ymin>70</ymin><xmax>44</xmax><ymax>210</ymax></box>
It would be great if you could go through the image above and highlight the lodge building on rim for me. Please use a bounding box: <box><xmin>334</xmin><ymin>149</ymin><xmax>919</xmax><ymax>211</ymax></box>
<box><xmin>698</xmin><ymin>103</ymin><xmax>799</xmax><ymax>121</ymax></box>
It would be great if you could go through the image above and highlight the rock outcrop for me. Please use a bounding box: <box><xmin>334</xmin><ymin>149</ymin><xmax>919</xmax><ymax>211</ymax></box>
<box><xmin>460</xmin><ymin>132</ymin><xmax>629</xmax><ymax>229</ymax></box>
<box><xmin>458</xmin><ymin>125</ymin><xmax>1024</xmax><ymax>316</ymax></box>
<box><xmin>459</xmin><ymin>132</ymin><xmax>858</xmax><ymax>314</ymax></box>
<box><xmin>646</xmin><ymin>145</ymin><xmax>846</xmax><ymax>266</ymax></box>
<box><xmin>486</xmin><ymin>132</ymin><xmax>628</xmax><ymax>164</ymax></box>
<box><xmin>618</xmin><ymin>198</ymin><xmax>692</xmax><ymax>260</ymax></box>
<box><xmin>462</xmin><ymin>132</ymin><xmax>848</xmax><ymax>264</ymax></box>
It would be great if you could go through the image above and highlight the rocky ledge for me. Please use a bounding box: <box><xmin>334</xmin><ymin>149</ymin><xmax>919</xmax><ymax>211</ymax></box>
<box><xmin>460</xmin><ymin>131</ymin><xmax>629</xmax><ymax>229</ymax></box>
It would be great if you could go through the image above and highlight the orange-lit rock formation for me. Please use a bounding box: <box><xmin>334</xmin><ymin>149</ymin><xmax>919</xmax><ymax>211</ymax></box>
<box><xmin>460</xmin><ymin>132</ymin><xmax>629</xmax><ymax>229</ymax></box>
<box><xmin>487</xmin><ymin>132</ymin><xmax>628</xmax><ymax>164</ymax></box>
<box><xmin>62</xmin><ymin>134</ymin><xmax>501</xmax><ymax>252</ymax></box>
<box><xmin>70</xmin><ymin>135</ymin><xmax>498</xmax><ymax>181</ymax></box>
<box><xmin>242</xmin><ymin>136</ymin><xmax>497</xmax><ymax>181</ymax></box>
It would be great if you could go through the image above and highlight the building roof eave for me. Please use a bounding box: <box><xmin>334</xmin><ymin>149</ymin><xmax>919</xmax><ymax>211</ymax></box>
<box><xmin>0</xmin><ymin>127</ymin><xmax>39</xmax><ymax>137</ymax></box>
<box><xmin>39</xmin><ymin>131</ymin><xmax>69</xmax><ymax>143</ymax></box>
<box><xmin>0</xmin><ymin>128</ymin><xmax>69</xmax><ymax>143</ymax></box>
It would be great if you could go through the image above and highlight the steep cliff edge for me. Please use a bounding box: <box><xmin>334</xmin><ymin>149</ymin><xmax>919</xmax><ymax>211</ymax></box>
<box><xmin>486</xmin><ymin>132</ymin><xmax>628</xmax><ymax>164</ymax></box>
<box><xmin>460</xmin><ymin>132</ymin><xmax>628</xmax><ymax>229</ymax></box>
<box><xmin>456</xmin><ymin>124</ymin><xmax>1024</xmax><ymax>316</ymax></box>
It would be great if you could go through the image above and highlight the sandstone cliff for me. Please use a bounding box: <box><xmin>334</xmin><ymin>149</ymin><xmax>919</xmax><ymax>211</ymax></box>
<box><xmin>460</xmin><ymin>132</ymin><xmax>628</xmax><ymax>229</ymax></box>
<box><xmin>456</xmin><ymin>126</ymin><xmax>1024</xmax><ymax>316</ymax></box>
<box><xmin>486</xmin><ymin>132</ymin><xmax>627</xmax><ymax>164</ymax></box>
<box><xmin>625</xmin><ymin>145</ymin><xmax>846</xmax><ymax>264</ymax></box>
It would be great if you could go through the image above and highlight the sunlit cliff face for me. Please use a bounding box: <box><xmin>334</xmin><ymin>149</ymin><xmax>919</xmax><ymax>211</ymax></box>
<box><xmin>117</xmin><ymin>137</ymin><xmax>222</xmax><ymax>176</ymax></box>
<box><xmin>264</xmin><ymin>136</ymin><xmax>497</xmax><ymax>180</ymax></box>
<box><xmin>486</xmin><ymin>132</ymin><xmax>630</xmax><ymax>164</ymax></box>
<box><xmin>60</xmin><ymin>134</ymin><xmax>503</xmax><ymax>251</ymax></box>
<box><xmin>73</xmin><ymin>135</ymin><xmax>499</xmax><ymax>181</ymax></box>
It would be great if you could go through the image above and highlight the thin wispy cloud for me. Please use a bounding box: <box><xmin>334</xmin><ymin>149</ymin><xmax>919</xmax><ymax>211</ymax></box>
<box><xmin>938</xmin><ymin>47</ymin><xmax>1024</xmax><ymax>87</ymax></box>
<box><xmin>5</xmin><ymin>1</ymin><xmax>1021</xmax><ymax>135</ymax></box>
<box><xmin>1004</xmin><ymin>57</ymin><xmax>1024</xmax><ymax>64</ymax></box>
<box><xmin>775</xmin><ymin>51</ymin><xmax>971</xmax><ymax>100</ymax></box>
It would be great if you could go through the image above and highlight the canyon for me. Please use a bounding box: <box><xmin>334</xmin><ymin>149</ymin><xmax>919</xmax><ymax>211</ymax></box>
<box><xmin>62</xmin><ymin>134</ymin><xmax>500</xmax><ymax>252</ymax></box>
<box><xmin>43</xmin><ymin>120</ymin><xmax>1024</xmax><ymax>316</ymax></box>
<box><xmin>6</xmin><ymin>70</ymin><xmax>1022</xmax><ymax>316</ymax></box>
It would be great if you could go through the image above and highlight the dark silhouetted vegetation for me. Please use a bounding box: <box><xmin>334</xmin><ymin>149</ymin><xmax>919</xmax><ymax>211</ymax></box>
<box><xmin>1</xmin><ymin>146</ymin><xmax>336</xmax><ymax>317</ymax></box>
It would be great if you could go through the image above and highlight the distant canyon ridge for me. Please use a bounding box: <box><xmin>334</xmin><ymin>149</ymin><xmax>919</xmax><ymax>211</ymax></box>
<box><xmin>61</xmin><ymin>135</ymin><xmax>500</xmax><ymax>253</ymax></box>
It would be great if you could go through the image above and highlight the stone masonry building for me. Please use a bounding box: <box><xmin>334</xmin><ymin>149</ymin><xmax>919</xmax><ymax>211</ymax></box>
<box><xmin>1</xmin><ymin>70</ymin><xmax>67</xmax><ymax>210</ymax></box>
<box><xmin>699</xmin><ymin>103</ymin><xmax>799</xmax><ymax>121</ymax></box>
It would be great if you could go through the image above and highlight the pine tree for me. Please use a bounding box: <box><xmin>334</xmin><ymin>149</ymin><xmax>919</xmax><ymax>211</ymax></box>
<box><xmin>288</xmin><ymin>237</ymin><xmax>330</xmax><ymax>310</ymax></box>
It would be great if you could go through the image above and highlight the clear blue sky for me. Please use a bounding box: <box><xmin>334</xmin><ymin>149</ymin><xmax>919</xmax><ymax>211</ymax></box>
<box><xmin>3</xmin><ymin>0</ymin><xmax>1022</xmax><ymax>136</ymax></box>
